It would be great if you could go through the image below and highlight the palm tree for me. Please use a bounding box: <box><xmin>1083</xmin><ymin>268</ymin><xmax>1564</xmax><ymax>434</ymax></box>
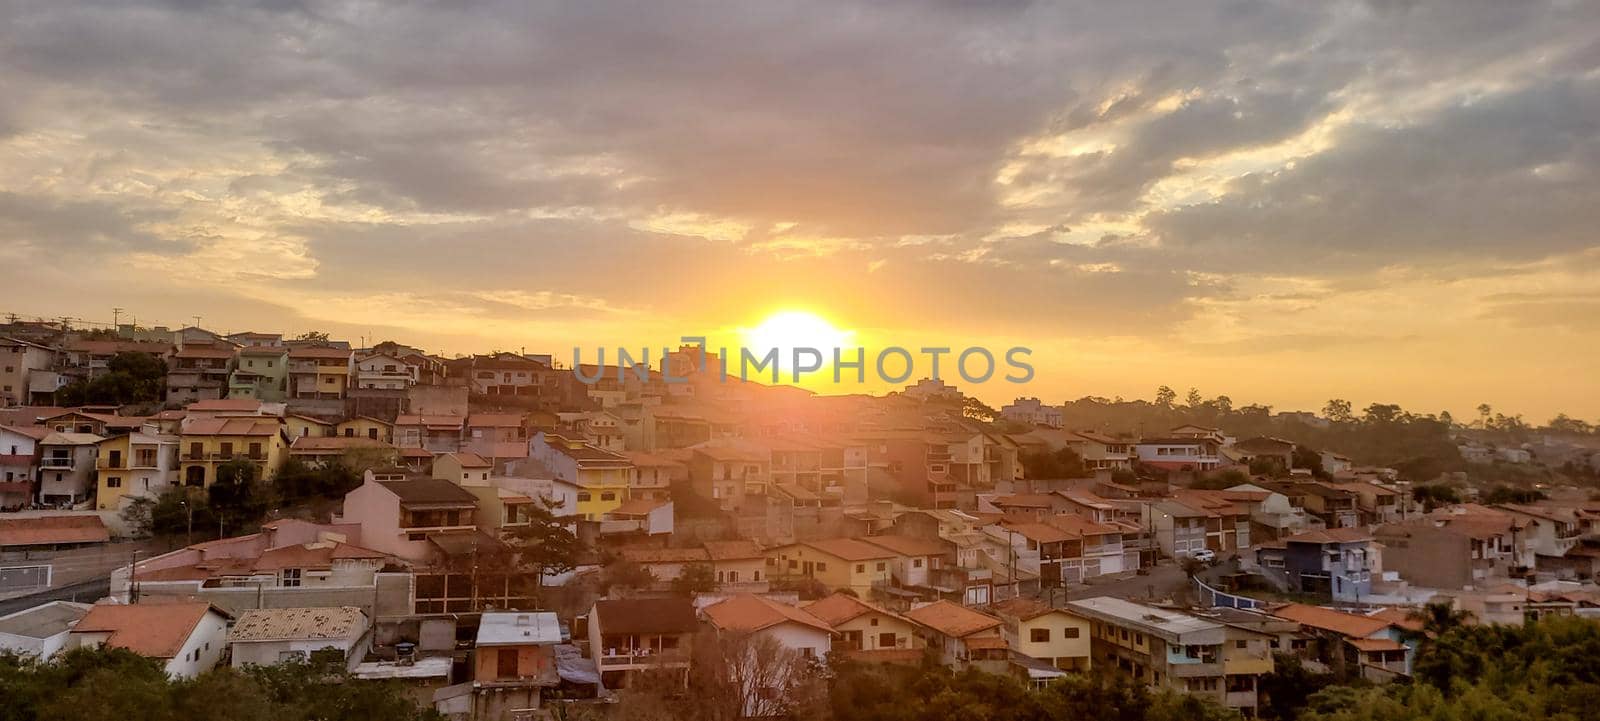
<box><xmin>1403</xmin><ymin>600</ymin><xmax>1475</xmax><ymax>645</ymax></box>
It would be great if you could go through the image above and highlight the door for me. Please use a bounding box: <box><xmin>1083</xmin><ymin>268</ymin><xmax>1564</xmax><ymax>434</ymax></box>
<box><xmin>497</xmin><ymin>648</ymin><xmax>520</xmax><ymax>678</ymax></box>
<box><xmin>108</xmin><ymin>450</ymin><xmax>122</xmax><ymax>468</ymax></box>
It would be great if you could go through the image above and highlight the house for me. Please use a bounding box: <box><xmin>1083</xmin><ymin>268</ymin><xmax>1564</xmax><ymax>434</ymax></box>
<box><xmin>1169</xmin><ymin>425</ymin><xmax>1231</xmax><ymax>445</ymax></box>
<box><xmin>770</xmin><ymin>537</ymin><xmax>898</xmax><ymax>596</ymax></box>
<box><xmin>0</xmin><ymin>424</ymin><xmax>50</xmax><ymax>508</ymax></box>
<box><xmin>336</xmin><ymin>474</ymin><xmax>480</xmax><ymax>563</ymax></box>
<box><xmin>1</xmin><ymin>337</ymin><xmax>58</xmax><ymax>406</ymax></box>
<box><xmin>801</xmin><ymin>592</ymin><xmax>921</xmax><ymax>660</ymax></box>
<box><xmin>999</xmin><ymin>398</ymin><xmax>1062</xmax><ymax>428</ymax></box>
<box><xmin>231</xmin><ymin>346</ymin><xmax>289</xmax><ymax>401</ymax></box>
<box><xmin>859</xmin><ymin>534</ymin><xmax>951</xmax><ymax>590</ymax></box>
<box><xmin>1193</xmin><ymin>607</ymin><xmax>1288</xmax><ymax>713</ymax></box>
<box><xmin>228</xmin><ymin>606</ymin><xmax>371</xmax><ymax>670</ymax></box>
<box><xmin>40</xmin><ymin>410</ymin><xmax>148</xmax><ymax>436</ymax></box>
<box><xmin>1067</xmin><ymin>596</ymin><xmax>1229</xmax><ymax>704</ymax></box>
<box><xmin>287</xmin><ymin>347</ymin><xmax>353</xmax><ymax>400</ymax></box>
<box><xmin>622</xmin><ymin>451</ymin><xmax>686</xmax><ymax>501</ymax></box>
<box><xmin>1496</xmin><ymin>504</ymin><xmax>1583</xmax><ymax>561</ymax></box>
<box><xmin>1327</xmin><ymin>481</ymin><xmax>1408</xmax><ymax>524</ymax></box>
<box><xmin>167</xmin><ymin>344</ymin><xmax>235</xmax><ymax>404</ymax></box>
<box><xmin>288</xmin><ymin>436</ymin><xmax>399</xmax><ymax>469</ymax></box>
<box><xmin>68</xmin><ymin>602</ymin><xmax>231</xmax><ymax>678</ymax></box>
<box><xmin>395</xmin><ymin>414</ymin><xmax>465</xmax><ymax>453</ymax></box>
<box><xmin>1270</xmin><ymin>603</ymin><xmax>1413</xmax><ymax>680</ymax></box>
<box><xmin>336</xmin><ymin>416</ymin><xmax>393</xmax><ymax>443</ymax></box>
<box><xmin>94</xmin><ymin>432</ymin><xmax>180</xmax><ymax>511</ymax></box>
<box><xmin>689</xmin><ymin>439</ymin><xmax>772</xmax><ymax>512</ymax></box>
<box><xmin>471</xmin><ymin>611</ymin><xmax>561</xmax><ymax>716</ymax></box>
<box><xmin>0</xmin><ymin>601</ymin><xmax>92</xmax><ymax>658</ymax></box>
<box><xmin>284</xmin><ymin>414</ymin><xmax>335</xmax><ymax>440</ymax></box>
<box><xmin>0</xmin><ymin>515</ymin><xmax>110</xmax><ymax>552</ymax></box>
<box><xmin>178</xmin><ymin>417</ymin><xmax>286</xmax><ymax>487</ymax></box>
<box><xmin>903</xmin><ymin>600</ymin><xmax>1007</xmax><ymax>671</ymax></box>
<box><xmin>1375</xmin><ymin>513</ymin><xmax>1528</xmax><ymax>589</ymax></box>
<box><xmin>1146</xmin><ymin>500</ymin><xmax>1212</xmax><ymax>559</ymax></box>
<box><xmin>598</xmin><ymin>497</ymin><xmax>674</xmax><ymax>540</ymax></box>
<box><xmin>123</xmin><ymin>532</ymin><xmax>393</xmax><ymax>614</ymax></box>
<box><xmin>1256</xmin><ymin>528</ymin><xmax>1375</xmax><ymax>603</ymax></box>
<box><xmin>528</xmin><ymin>432</ymin><xmax>634</xmax><ymax>520</ymax></box>
<box><xmin>1135</xmin><ymin>437</ymin><xmax>1223</xmax><ymax>473</ymax></box>
<box><xmin>354</xmin><ymin>353</ymin><xmax>419</xmax><ymax>390</ymax></box>
<box><xmin>433</xmin><ymin>452</ymin><xmax>493</xmax><ymax>485</ymax></box>
<box><xmin>1320</xmin><ymin>451</ymin><xmax>1354</xmax><ymax>476</ymax></box>
<box><xmin>702</xmin><ymin>593</ymin><xmax>833</xmax><ymax>658</ymax></box>
<box><xmin>587</xmin><ymin>598</ymin><xmax>699</xmax><ymax>689</ymax></box>
<box><xmin>465</xmin><ymin>414</ymin><xmax>529</xmax><ymax>461</ymax></box>
<box><xmin>988</xmin><ymin>597</ymin><xmax>1091</xmax><ymax>671</ymax></box>
<box><xmin>36</xmin><ymin>431</ymin><xmax>103</xmax><ymax>505</ymax></box>
<box><xmin>1232</xmin><ymin>437</ymin><xmax>1297</xmax><ymax>468</ymax></box>
<box><xmin>1061</xmin><ymin>431</ymin><xmax>1136</xmax><ymax>473</ymax></box>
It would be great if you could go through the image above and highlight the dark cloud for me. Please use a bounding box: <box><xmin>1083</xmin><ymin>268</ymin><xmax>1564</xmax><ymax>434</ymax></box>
<box><xmin>1</xmin><ymin>0</ymin><xmax>1598</xmax><ymax>341</ymax></box>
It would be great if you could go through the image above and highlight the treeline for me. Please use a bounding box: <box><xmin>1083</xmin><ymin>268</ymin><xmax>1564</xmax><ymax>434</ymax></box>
<box><xmin>0</xmin><ymin>648</ymin><xmax>441</xmax><ymax>721</ymax></box>
<box><xmin>1300</xmin><ymin>615</ymin><xmax>1600</xmax><ymax>721</ymax></box>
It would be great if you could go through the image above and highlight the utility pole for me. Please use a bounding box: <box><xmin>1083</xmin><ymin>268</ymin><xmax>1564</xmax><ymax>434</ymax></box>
<box><xmin>112</xmin><ymin>307</ymin><xmax>123</xmax><ymax>329</ymax></box>
<box><xmin>127</xmin><ymin>549</ymin><xmax>141</xmax><ymax>603</ymax></box>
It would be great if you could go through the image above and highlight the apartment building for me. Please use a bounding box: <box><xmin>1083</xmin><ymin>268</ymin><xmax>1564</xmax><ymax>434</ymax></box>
<box><xmin>1068</xmin><ymin>597</ymin><xmax>1229</xmax><ymax>705</ymax></box>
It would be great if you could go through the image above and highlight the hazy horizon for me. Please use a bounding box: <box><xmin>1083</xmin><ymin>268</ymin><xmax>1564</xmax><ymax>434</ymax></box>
<box><xmin>3</xmin><ymin>1</ymin><xmax>1598</xmax><ymax>420</ymax></box>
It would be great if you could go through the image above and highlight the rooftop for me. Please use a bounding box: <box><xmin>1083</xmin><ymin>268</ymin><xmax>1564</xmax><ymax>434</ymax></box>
<box><xmin>904</xmin><ymin>600</ymin><xmax>1002</xmax><ymax>638</ymax></box>
<box><xmin>229</xmin><ymin>607</ymin><xmax>367</xmax><ymax>642</ymax></box>
<box><xmin>477</xmin><ymin>611</ymin><xmax>562</xmax><ymax>646</ymax></box>
<box><xmin>72</xmin><ymin>602</ymin><xmax>220</xmax><ymax>659</ymax></box>
<box><xmin>703</xmin><ymin>594</ymin><xmax>832</xmax><ymax>634</ymax></box>
<box><xmin>593</xmin><ymin>598</ymin><xmax>699</xmax><ymax>635</ymax></box>
<box><xmin>1065</xmin><ymin>597</ymin><xmax>1222</xmax><ymax>642</ymax></box>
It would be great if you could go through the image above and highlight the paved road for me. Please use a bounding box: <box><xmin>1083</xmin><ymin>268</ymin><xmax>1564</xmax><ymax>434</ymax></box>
<box><xmin>0</xmin><ymin>578</ymin><xmax>111</xmax><ymax>616</ymax></box>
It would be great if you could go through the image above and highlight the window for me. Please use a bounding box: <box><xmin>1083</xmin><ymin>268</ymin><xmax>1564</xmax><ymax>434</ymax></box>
<box><xmin>601</xmin><ymin>491</ymin><xmax>617</xmax><ymax>501</ymax></box>
<box><xmin>879</xmin><ymin>632</ymin><xmax>897</xmax><ymax>647</ymax></box>
<box><xmin>875</xmin><ymin>562</ymin><xmax>886</xmax><ymax>572</ymax></box>
<box><xmin>816</xmin><ymin>562</ymin><xmax>827</xmax><ymax>571</ymax></box>
<box><xmin>577</xmin><ymin>492</ymin><xmax>591</xmax><ymax>502</ymax></box>
<box><xmin>106</xmin><ymin>477</ymin><xmax>122</xmax><ymax>488</ymax></box>
<box><xmin>1064</xmin><ymin>627</ymin><xmax>1080</xmax><ymax>639</ymax></box>
<box><xmin>281</xmin><ymin>569</ymin><xmax>302</xmax><ymax>587</ymax></box>
<box><xmin>913</xmin><ymin>558</ymin><xmax>923</xmax><ymax>568</ymax></box>
<box><xmin>1235</xmin><ymin>639</ymin><xmax>1248</xmax><ymax>649</ymax></box>
<box><xmin>1031</xmin><ymin>628</ymin><xmax>1050</xmax><ymax>643</ymax></box>
<box><xmin>855</xmin><ymin>564</ymin><xmax>865</xmax><ymax>573</ymax></box>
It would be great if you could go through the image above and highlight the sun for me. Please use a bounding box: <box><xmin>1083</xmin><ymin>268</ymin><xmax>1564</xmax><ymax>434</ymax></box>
<box><xmin>743</xmin><ymin>310</ymin><xmax>852</xmax><ymax>366</ymax></box>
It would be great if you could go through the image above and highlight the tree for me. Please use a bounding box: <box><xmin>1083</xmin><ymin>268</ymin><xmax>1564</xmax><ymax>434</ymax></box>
<box><xmin>1404</xmin><ymin>600</ymin><xmax>1474</xmax><ymax>643</ymax></box>
<box><xmin>504</xmin><ymin>498</ymin><xmax>583</xmax><ymax>605</ymax></box>
<box><xmin>1411</xmin><ymin>484</ymin><xmax>1461</xmax><ymax>511</ymax></box>
<box><xmin>1154</xmin><ymin>386</ymin><xmax>1177</xmax><ymax>408</ymax></box>
<box><xmin>294</xmin><ymin>331</ymin><xmax>331</xmax><ymax>342</ymax></box>
<box><xmin>601</xmin><ymin>558</ymin><xmax>657</xmax><ymax>595</ymax></box>
<box><xmin>1186</xmin><ymin>387</ymin><xmax>1204</xmax><ymax>408</ymax></box>
<box><xmin>1477</xmin><ymin>403</ymin><xmax>1492</xmax><ymax>428</ymax></box>
<box><xmin>1258</xmin><ymin>654</ymin><xmax>1336</xmax><ymax>721</ymax></box>
<box><xmin>207</xmin><ymin>459</ymin><xmax>274</xmax><ymax>532</ymax></box>
<box><xmin>1020</xmin><ymin>447</ymin><xmax>1087</xmax><ymax>479</ymax></box>
<box><xmin>613</xmin><ymin>631</ymin><xmax>823</xmax><ymax>721</ymax></box>
<box><xmin>1438</xmin><ymin>410</ymin><xmax>1454</xmax><ymax>427</ymax></box>
<box><xmin>671</xmin><ymin>562</ymin><xmax>718</xmax><ymax>597</ymax></box>
<box><xmin>1323</xmin><ymin>399</ymin><xmax>1354</xmax><ymax>424</ymax></box>
<box><xmin>1214</xmin><ymin>395</ymin><xmax>1234</xmax><ymax>414</ymax></box>
<box><xmin>55</xmin><ymin>351</ymin><xmax>167</xmax><ymax>406</ymax></box>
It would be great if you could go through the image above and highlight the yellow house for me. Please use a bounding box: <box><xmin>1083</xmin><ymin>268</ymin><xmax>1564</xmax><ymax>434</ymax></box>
<box><xmin>286</xmin><ymin>347</ymin><xmax>352</xmax><ymax>400</ymax></box>
<box><xmin>432</xmin><ymin>452</ymin><xmax>493</xmax><ymax>485</ymax></box>
<box><xmin>178</xmin><ymin>417</ymin><xmax>287</xmax><ymax>487</ymax></box>
<box><xmin>336</xmin><ymin>416</ymin><xmax>393</xmax><ymax>443</ymax></box>
<box><xmin>95</xmin><ymin>432</ymin><xmax>180</xmax><ymax>511</ymax></box>
<box><xmin>801</xmin><ymin>592</ymin><xmax>922</xmax><ymax>657</ymax></box>
<box><xmin>989</xmin><ymin>597</ymin><xmax>1092</xmax><ymax>671</ymax></box>
<box><xmin>770</xmin><ymin>538</ymin><xmax>897</xmax><ymax>596</ymax></box>
<box><xmin>528</xmin><ymin>432</ymin><xmax>633</xmax><ymax>520</ymax></box>
<box><xmin>284</xmin><ymin>414</ymin><xmax>334</xmax><ymax>440</ymax></box>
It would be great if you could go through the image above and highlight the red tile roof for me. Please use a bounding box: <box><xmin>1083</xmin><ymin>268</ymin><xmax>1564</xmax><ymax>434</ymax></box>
<box><xmin>1272</xmin><ymin>603</ymin><xmax>1392</xmax><ymax>638</ymax></box>
<box><xmin>703</xmin><ymin>594</ymin><xmax>832</xmax><ymax>634</ymax></box>
<box><xmin>73</xmin><ymin>602</ymin><xmax>219</xmax><ymax>659</ymax></box>
<box><xmin>0</xmin><ymin>515</ymin><xmax>110</xmax><ymax>547</ymax></box>
<box><xmin>904</xmin><ymin>600</ymin><xmax>1001</xmax><ymax>638</ymax></box>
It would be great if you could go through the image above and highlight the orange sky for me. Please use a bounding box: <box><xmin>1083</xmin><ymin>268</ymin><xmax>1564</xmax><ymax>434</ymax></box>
<box><xmin>2</xmin><ymin>1</ymin><xmax>1598</xmax><ymax>422</ymax></box>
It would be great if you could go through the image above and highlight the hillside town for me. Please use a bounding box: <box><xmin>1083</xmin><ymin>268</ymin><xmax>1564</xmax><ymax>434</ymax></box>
<box><xmin>3</xmin><ymin>319</ymin><xmax>1600</xmax><ymax>720</ymax></box>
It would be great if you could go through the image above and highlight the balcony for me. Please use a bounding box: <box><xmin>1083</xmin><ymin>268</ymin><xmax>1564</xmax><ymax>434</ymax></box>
<box><xmin>40</xmin><ymin>458</ymin><xmax>74</xmax><ymax>470</ymax></box>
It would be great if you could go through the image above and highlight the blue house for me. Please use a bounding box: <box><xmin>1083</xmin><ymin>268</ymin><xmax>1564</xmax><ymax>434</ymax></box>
<box><xmin>1256</xmin><ymin>528</ymin><xmax>1374</xmax><ymax>603</ymax></box>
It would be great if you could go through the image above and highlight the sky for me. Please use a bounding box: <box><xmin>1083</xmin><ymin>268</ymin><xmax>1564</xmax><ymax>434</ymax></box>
<box><xmin>1</xmin><ymin>0</ymin><xmax>1598</xmax><ymax>421</ymax></box>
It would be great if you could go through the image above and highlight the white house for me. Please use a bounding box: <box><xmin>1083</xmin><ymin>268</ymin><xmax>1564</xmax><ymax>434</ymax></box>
<box><xmin>228</xmin><ymin>606</ymin><xmax>371</xmax><ymax>670</ymax></box>
<box><xmin>701</xmin><ymin>594</ymin><xmax>833</xmax><ymax>718</ymax></box>
<box><xmin>0</xmin><ymin>601</ymin><xmax>91</xmax><ymax>657</ymax></box>
<box><xmin>68</xmin><ymin>602</ymin><xmax>230</xmax><ymax>678</ymax></box>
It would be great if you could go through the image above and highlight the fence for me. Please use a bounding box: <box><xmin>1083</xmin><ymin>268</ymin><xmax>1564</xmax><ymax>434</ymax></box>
<box><xmin>1193</xmin><ymin>576</ymin><xmax>1265</xmax><ymax>610</ymax></box>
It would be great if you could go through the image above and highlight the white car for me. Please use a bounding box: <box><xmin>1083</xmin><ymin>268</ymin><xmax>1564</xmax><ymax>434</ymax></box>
<box><xmin>1189</xmin><ymin>549</ymin><xmax>1217</xmax><ymax>563</ymax></box>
